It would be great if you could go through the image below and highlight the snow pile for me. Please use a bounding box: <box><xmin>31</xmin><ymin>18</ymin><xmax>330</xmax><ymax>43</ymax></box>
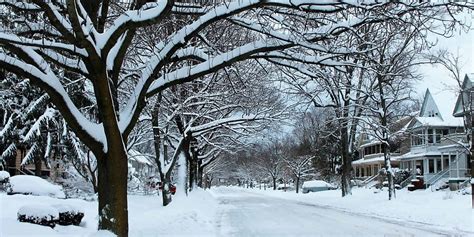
<box><xmin>2</xmin><ymin>188</ymin><xmax>218</xmax><ymax>236</ymax></box>
<box><xmin>302</xmin><ymin>180</ymin><xmax>333</xmax><ymax>188</ymax></box>
<box><xmin>18</xmin><ymin>204</ymin><xmax>59</xmax><ymax>221</ymax></box>
<box><xmin>7</xmin><ymin>175</ymin><xmax>65</xmax><ymax>198</ymax></box>
<box><xmin>0</xmin><ymin>170</ymin><xmax>10</xmax><ymax>181</ymax></box>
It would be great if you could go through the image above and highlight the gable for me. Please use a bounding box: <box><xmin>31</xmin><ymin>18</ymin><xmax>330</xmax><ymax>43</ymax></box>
<box><xmin>453</xmin><ymin>74</ymin><xmax>474</xmax><ymax>117</ymax></box>
<box><xmin>420</xmin><ymin>89</ymin><xmax>442</xmax><ymax>120</ymax></box>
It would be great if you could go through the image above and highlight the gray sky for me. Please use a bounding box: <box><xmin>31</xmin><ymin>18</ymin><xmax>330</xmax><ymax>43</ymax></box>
<box><xmin>416</xmin><ymin>13</ymin><xmax>474</xmax><ymax>97</ymax></box>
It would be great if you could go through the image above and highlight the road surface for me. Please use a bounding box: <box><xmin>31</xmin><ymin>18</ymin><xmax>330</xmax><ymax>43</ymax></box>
<box><xmin>213</xmin><ymin>188</ymin><xmax>457</xmax><ymax>237</ymax></box>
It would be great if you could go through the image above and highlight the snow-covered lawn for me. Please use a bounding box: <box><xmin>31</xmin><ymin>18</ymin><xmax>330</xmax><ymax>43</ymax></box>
<box><xmin>217</xmin><ymin>186</ymin><xmax>474</xmax><ymax>234</ymax></box>
<box><xmin>0</xmin><ymin>189</ymin><xmax>217</xmax><ymax>237</ymax></box>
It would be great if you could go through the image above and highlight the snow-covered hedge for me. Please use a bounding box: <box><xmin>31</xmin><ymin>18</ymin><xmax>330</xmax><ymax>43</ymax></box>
<box><xmin>17</xmin><ymin>204</ymin><xmax>84</xmax><ymax>228</ymax></box>
<box><xmin>7</xmin><ymin>175</ymin><xmax>65</xmax><ymax>198</ymax></box>
<box><xmin>52</xmin><ymin>204</ymin><xmax>84</xmax><ymax>226</ymax></box>
<box><xmin>17</xmin><ymin>204</ymin><xmax>59</xmax><ymax>228</ymax></box>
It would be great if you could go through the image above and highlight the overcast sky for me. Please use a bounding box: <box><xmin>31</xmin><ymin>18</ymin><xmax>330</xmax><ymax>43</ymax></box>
<box><xmin>416</xmin><ymin>12</ymin><xmax>474</xmax><ymax>98</ymax></box>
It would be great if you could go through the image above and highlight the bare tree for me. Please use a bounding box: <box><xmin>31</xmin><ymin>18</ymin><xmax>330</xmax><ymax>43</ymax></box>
<box><xmin>1</xmin><ymin>1</ymin><xmax>472</xmax><ymax>234</ymax></box>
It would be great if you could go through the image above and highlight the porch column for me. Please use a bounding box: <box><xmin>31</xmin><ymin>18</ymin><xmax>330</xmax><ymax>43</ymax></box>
<box><xmin>424</xmin><ymin>158</ymin><xmax>428</xmax><ymax>174</ymax></box>
<box><xmin>457</xmin><ymin>151</ymin><xmax>460</xmax><ymax>178</ymax></box>
<box><xmin>448</xmin><ymin>151</ymin><xmax>452</xmax><ymax>177</ymax></box>
<box><xmin>441</xmin><ymin>152</ymin><xmax>444</xmax><ymax>170</ymax></box>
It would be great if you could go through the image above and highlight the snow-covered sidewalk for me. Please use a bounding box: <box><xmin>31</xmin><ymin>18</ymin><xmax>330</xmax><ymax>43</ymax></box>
<box><xmin>215</xmin><ymin>186</ymin><xmax>473</xmax><ymax>234</ymax></box>
<box><xmin>0</xmin><ymin>189</ymin><xmax>218</xmax><ymax>236</ymax></box>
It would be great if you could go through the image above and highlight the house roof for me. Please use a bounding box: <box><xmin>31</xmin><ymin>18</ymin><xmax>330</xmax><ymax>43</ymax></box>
<box><xmin>352</xmin><ymin>155</ymin><xmax>402</xmax><ymax>165</ymax></box>
<box><xmin>409</xmin><ymin>89</ymin><xmax>463</xmax><ymax>128</ymax></box>
<box><xmin>453</xmin><ymin>73</ymin><xmax>474</xmax><ymax>117</ymax></box>
<box><xmin>129</xmin><ymin>149</ymin><xmax>154</xmax><ymax>166</ymax></box>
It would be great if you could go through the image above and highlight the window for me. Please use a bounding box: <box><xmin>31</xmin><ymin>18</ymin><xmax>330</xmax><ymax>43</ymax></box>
<box><xmin>412</xmin><ymin>129</ymin><xmax>425</xmax><ymax>146</ymax></box>
<box><xmin>437</xmin><ymin>158</ymin><xmax>442</xmax><ymax>171</ymax></box>
<box><xmin>443</xmin><ymin>157</ymin><xmax>449</xmax><ymax>169</ymax></box>
<box><xmin>429</xmin><ymin>159</ymin><xmax>435</xmax><ymax>173</ymax></box>
<box><xmin>435</xmin><ymin>130</ymin><xmax>441</xmax><ymax>144</ymax></box>
<box><xmin>428</xmin><ymin>129</ymin><xmax>433</xmax><ymax>144</ymax></box>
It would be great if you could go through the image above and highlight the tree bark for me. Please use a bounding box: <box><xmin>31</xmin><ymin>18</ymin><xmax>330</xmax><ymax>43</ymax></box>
<box><xmin>295</xmin><ymin>176</ymin><xmax>300</xmax><ymax>193</ymax></box>
<box><xmin>340</xmin><ymin>128</ymin><xmax>352</xmax><ymax>197</ymax></box>
<box><xmin>272</xmin><ymin>177</ymin><xmax>277</xmax><ymax>190</ymax></box>
<box><xmin>151</xmin><ymin>95</ymin><xmax>172</xmax><ymax>206</ymax></box>
<box><xmin>197</xmin><ymin>164</ymin><xmax>204</xmax><ymax>188</ymax></box>
<box><xmin>34</xmin><ymin>155</ymin><xmax>42</xmax><ymax>176</ymax></box>
<box><xmin>96</xmin><ymin>150</ymin><xmax>128</xmax><ymax>237</ymax></box>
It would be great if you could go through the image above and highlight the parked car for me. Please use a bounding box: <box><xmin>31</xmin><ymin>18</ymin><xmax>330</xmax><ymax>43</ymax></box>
<box><xmin>157</xmin><ymin>182</ymin><xmax>177</xmax><ymax>195</ymax></box>
<box><xmin>277</xmin><ymin>183</ymin><xmax>294</xmax><ymax>191</ymax></box>
<box><xmin>302</xmin><ymin>180</ymin><xmax>335</xmax><ymax>193</ymax></box>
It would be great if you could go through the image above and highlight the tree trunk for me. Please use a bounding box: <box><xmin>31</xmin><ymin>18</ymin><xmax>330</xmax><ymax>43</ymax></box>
<box><xmin>188</xmin><ymin>149</ymin><xmax>198</xmax><ymax>191</ymax></box>
<box><xmin>161</xmin><ymin>176</ymin><xmax>173</xmax><ymax>206</ymax></box>
<box><xmin>97</xmin><ymin>150</ymin><xmax>128</xmax><ymax>237</ymax></box>
<box><xmin>94</xmin><ymin>70</ymin><xmax>129</xmax><ymax>236</ymax></box>
<box><xmin>295</xmin><ymin>177</ymin><xmax>300</xmax><ymax>193</ymax></box>
<box><xmin>382</xmin><ymin>142</ymin><xmax>394</xmax><ymax>200</ymax></box>
<box><xmin>340</xmin><ymin>129</ymin><xmax>352</xmax><ymax>197</ymax></box>
<box><xmin>34</xmin><ymin>155</ymin><xmax>42</xmax><ymax>176</ymax></box>
<box><xmin>197</xmin><ymin>164</ymin><xmax>204</xmax><ymax>188</ymax></box>
<box><xmin>272</xmin><ymin>177</ymin><xmax>277</xmax><ymax>190</ymax></box>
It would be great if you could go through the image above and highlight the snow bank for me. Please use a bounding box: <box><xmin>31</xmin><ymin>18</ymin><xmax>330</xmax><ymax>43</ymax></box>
<box><xmin>7</xmin><ymin>175</ymin><xmax>65</xmax><ymax>198</ymax></box>
<box><xmin>302</xmin><ymin>180</ymin><xmax>333</xmax><ymax>188</ymax></box>
<box><xmin>0</xmin><ymin>171</ymin><xmax>10</xmax><ymax>181</ymax></box>
<box><xmin>2</xmin><ymin>188</ymin><xmax>218</xmax><ymax>236</ymax></box>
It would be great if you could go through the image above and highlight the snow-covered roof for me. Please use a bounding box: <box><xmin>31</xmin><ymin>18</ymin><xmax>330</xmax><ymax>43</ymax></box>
<box><xmin>352</xmin><ymin>155</ymin><xmax>402</xmax><ymax>165</ymax></box>
<box><xmin>410</xmin><ymin>89</ymin><xmax>463</xmax><ymax>128</ymax></box>
<box><xmin>360</xmin><ymin>140</ymin><xmax>382</xmax><ymax>148</ymax></box>
<box><xmin>399</xmin><ymin>151</ymin><xmax>442</xmax><ymax>160</ymax></box>
<box><xmin>128</xmin><ymin>150</ymin><xmax>153</xmax><ymax>166</ymax></box>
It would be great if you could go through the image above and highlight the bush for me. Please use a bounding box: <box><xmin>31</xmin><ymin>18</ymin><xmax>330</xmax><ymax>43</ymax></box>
<box><xmin>52</xmin><ymin>204</ymin><xmax>84</xmax><ymax>226</ymax></box>
<box><xmin>17</xmin><ymin>205</ymin><xmax>59</xmax><ymax>228</ymax></box>
<box><xmin>393</xmin><ymin>170</ymin><xmax>410</xmax><ymax>185</ymax></box>
<box><xmin>17</xmin><ymin>204</ymin><xmax>84</xmax><ymax>227</ymax></box>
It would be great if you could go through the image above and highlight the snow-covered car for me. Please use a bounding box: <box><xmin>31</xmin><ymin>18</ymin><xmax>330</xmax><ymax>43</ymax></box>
<box><xmin>277</xmin><ymin>183</ymin><xmax>294</xmax><ymax>191</ymax></box>
<box><xmin>302</xmin><ymin>180</ymin><xmax>335</xmax><ymax>193</ymax></box>
<box><xmin>7</xmin><ymin>175</ymin><xmax>65</xmax><ymax>198</ymax></box>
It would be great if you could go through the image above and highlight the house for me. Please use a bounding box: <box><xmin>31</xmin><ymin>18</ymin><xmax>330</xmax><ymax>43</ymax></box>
<box><xmin>128</xmin><ymin>149</ymin><xmax>156</xmax><ymax>178</ymax></box>
<box><xmin>399</xmin><ymin>89</ymin><xmax>469</xmax><ymax>188</ymax></box>
<box><xmin>353</xmin><ymin>116</ymin><xmax>412</xmax><ymax>179</ymax></box>
<box><xmin>5</xmin><ymin>146</ymin><xmax>53</xmax><ymax>177</ymax></box>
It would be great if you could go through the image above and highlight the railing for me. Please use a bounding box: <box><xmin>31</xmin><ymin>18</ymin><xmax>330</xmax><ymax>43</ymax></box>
<box><xmin>362</xmin><ymin>174</ymin><xmax>379</xmax><ymax>188</ymax></box>
<box><xmin>400</xmin><ymin>173</ymin><xmax>416</xmax><ymax>188</ymax></box>
<box><xmin>426</xmin><ymin>168</ymin><xmax>450</xmax><ymax>185</ymax></box>
<box><xmin>459</xmin><ymin>178</ymin><xmax>472</xmax><ymax>189</ymax></box>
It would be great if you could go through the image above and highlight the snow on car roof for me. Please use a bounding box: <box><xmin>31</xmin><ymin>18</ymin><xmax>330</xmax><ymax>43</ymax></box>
<box><xmin>302</xmin><ymin>180</ymin><xmax>332</xmax><ymax>188</ymax></box>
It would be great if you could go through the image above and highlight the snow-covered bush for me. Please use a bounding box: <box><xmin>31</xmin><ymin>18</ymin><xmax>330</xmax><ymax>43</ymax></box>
<box><xmin>0</xmin><ymin>170</ymin><xmax>10</xmax><ymax>181</ymax></box>
<box><xmin>393</xmin><ymin>169</ymin><xmax>410</xmax><ymax>184</ymax></box>
<box><xmin>52</xmin><ymin>204</ymin><xmax>84</xmax><ymax>226</ymax></box>
<box><xmin>17</xmin><ymin>204</ymin><xmax>59</xmax><ymax>228</ymax></box>
<box><xmin>7</xmin><ymin>175</ymin><xmax>65</xmax><ymax>198</ymax></box>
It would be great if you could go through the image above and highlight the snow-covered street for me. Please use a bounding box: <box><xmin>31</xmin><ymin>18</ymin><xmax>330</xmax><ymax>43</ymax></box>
<box><xmin>212</xmin><ymin>187</ymin><xmax>473</xmax><ymax>237</ymax></box>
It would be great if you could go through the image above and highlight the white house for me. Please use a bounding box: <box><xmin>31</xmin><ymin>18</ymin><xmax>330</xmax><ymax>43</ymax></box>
<box><xmin>399</xmin><ymin>89</ymin><xmax>469</xmax><ymax>188</ymax></box>
<box><xmin>128</xmin><ymin>150</ymin><xmax>156</xmax><ymax>178</ymax></box>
